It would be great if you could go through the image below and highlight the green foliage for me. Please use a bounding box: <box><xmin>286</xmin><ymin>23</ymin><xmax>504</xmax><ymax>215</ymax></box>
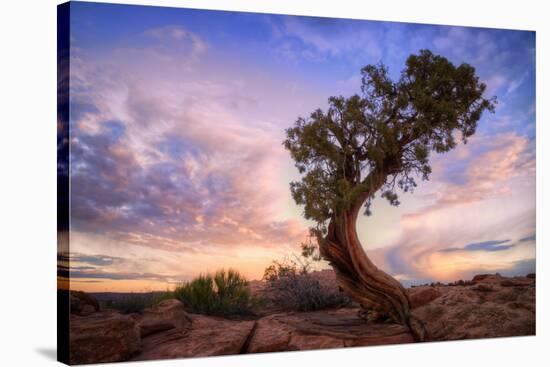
<box><xmin>301</xmin><ymin>236</ymin><xmax>322</xmax><ymax>261</ymax></box>
<box><xmin>105</xmin><ymin>291</ymin><xmax>175</xmax><ymax>314</ymax></box>
<box><xmin>175</xmin><ymin>274</ymin><xmax>215</xmax><ymax>314</ymax></box>
<box><xmin>284</xmin><ymin>49</ymin><xmax>496</xmax><ymax>229</ymax></box>
<box><xmin>174</xmin><ymin>269</ymin><xmax>255</xmax><ymax>316</ymax></box>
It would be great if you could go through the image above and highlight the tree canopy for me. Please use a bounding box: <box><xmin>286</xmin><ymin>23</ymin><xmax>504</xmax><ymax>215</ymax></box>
<box><xmin>284</xmin><ymin>50</ymin><xmax>496</xmax><ymax>234</ymax></box>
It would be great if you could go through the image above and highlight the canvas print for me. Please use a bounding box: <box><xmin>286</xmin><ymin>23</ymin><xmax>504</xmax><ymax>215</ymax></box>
<box><xmin>57</xmin><ymin>1</ymin><xmax>536</xmax><ymax>365</ymax></box>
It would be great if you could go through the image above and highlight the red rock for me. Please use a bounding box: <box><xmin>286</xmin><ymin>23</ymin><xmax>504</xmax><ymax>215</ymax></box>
<box><xmin>137</xmin><ymin>299</ymin><xmax>191</xmax><ymax>338</ymax></box>
<box><xmin>500</xmin><ymin>277</ymin><xmax>533</xmax><ymax>287</ymax></box>
<box><xmin>474</xmin><ymin>284</ymin><xmax>494</xmax><ymax>292</ymax></box>
<box><xmin>70</xmin><ymin>291</ymin><xmax>100</xmax><ymax>316</ymax></box>
<box><xmin>68</xmin><ymin>273</ymin><xmax>536</xmax><ymax>363</ymax></box>
<box><xmin>410</xmin><ymin>276</ymin><xmax>535</xmax><ymax>341</ymax></box>
<box><xmin>288</xmin><ymin>334</ymin><xmax>344</xmax><ymax>350</ymax></box>
<box><xmin>247</xmin><ymin>316</ymin><xmax>292</xmax><ymax>353</ymax></box>
<box><xmin>344</xmin><ymin>328</ymin><xmax>415</xmax><ymax>347</ymax></box>
<box><xmin>471</xmin><ymin>273</ymin><xmax>503</xmax><ymax>284</ymax></box>
<box><xmin>408</xmin><ymin>287</ymin><xmax>442</xmax><ymax>309</ymax></box>
<box><xmin>70</xmin><ymin>311</ymin><xmax>140</xmax><ymax>364</ymax></box>
<box><xmin>133</xmin><ymin>315</ymin><xmax>255</xmax><ymax>361</ymax></box>
<box><xmin>246</xmin><ymin>308</ymin><xmax>414</xmax><ymax>353</ymax></box>
<box><xmin>472</xmin><ymin>274</ymin><xmax>492</xmax><ymax>282</ymax></box>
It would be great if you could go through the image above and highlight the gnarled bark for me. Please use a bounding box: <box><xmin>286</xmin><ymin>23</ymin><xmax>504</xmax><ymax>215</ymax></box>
<box><xmin>318</xmin><ymin>174</ymin><xmax>411</xmax><ymax>326</ymax></box>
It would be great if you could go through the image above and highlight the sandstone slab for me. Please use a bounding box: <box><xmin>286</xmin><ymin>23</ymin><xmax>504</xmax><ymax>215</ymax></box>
<box><xmin>70</xmin><ymin>311</ymin><xmax>140</xmax><ymax>364</ymax></box>
<box><xmin>246</xmin><ymin>308</ymin><xmax>414</xmax><ymax>353</ymax></box>
<box><xmin>133</xmin><ymin>315</ymin><xmax>255</xmax><ymax>361</ymax></box>
<box><xmin>411</xmin><ymin>275</ymin><xmax>535</xmax><ymax>341</ymax></box>
<box><xmin>408</xmin><ymin>287</ymin><xmax>442</xmax><ymax>309</ymax></box>
<box><xmin>137</xmin><ymin>299</ymin><xmax>191</xmax><ymax>338</ymax></box>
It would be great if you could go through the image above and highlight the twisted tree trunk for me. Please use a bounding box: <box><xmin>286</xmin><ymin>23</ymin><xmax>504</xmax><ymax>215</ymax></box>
<box><xmin>318</xmin><ymin>172</ymin><xmax>411</xmax><ymax>326</ymax></box>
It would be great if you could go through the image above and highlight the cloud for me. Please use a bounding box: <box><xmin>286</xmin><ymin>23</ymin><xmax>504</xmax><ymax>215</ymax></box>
<box><xmin>57</xmin><ymin>252</ymin><xmax>124</xmax><ymax>266</ymax></box>
<box><xmin>65</xmin><ymin>9</ymin><xmax>535</xmax><ymax>290</ymax></box>
<box><xmin>68</xmin><ymin>31</ymin><xmax>309</xmax><ymax>256</ymax></box>
<box><xmin>364</xmin><ymin>131</ymin><xmax>536</xmax><ymax>284</ymax></box>
<box><xmin>501</xmin><ymin>258</ymin><xmax>535</xmax><ymax>276</ymax></box>
<box><xmin>57</xmin><ymin>252</ymin><xmax>126</xmax><ymax>280</ymax></box>
<box><xmin>519</xmin><ymin>234</ymin><xmax>536</xmax><ymax>242</ymax></box>
<box><xmin>371</xmin><ymin>234</ymin><xmax>535</xmax><ymax>284</ymax></box>
<box><xmin>506</xmin><ymin>71</ymin><xmax>529</xmax><ymax>95</ymax></box>
<box><xmin>433</xmin><ymin>27</ymin><xmax>499</xmax><ymax>65</ymax></box>
<box><xmin>431</xmin><ymin>26</ymin><xmax>534</xmax><ymax>105</ymax></box>
<box><xmin>439</xmin><ymin>239</ymin><xmax>514</xmax><ymax>253</ymax></box>
<box><xmin>57</xmin><ymin>250</ymin><xmax>192</xmax><ymax>284</ymax></box>
<box><xmin>484</xmin><ymin>73</ymin><xmax>508</xmax><ymax>97</ymax></box>
<box><xmin>268</xmin><ymin>16</ymin><xmax>382</xmax><ymax>62</ymax></box>
<box><xmin>143</xmin><ymin>25</ymin><xmax>207</xmax><ymax>59</ymax></box>
<box><xmin>402</xmin><ymin>132</ymin><xmax>535</xmax><ymax>220</ymax></box>
<box><xmin>69</xmin><ymin>270</ymin><xmax>185</xmax><ymax>283</ymax></box>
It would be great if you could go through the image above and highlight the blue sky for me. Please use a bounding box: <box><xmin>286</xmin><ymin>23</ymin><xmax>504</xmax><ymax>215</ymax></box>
<box><xmin>63</xmin><ymin>1</ymin><xmax>535</xmax><ymax>291</ymax></box>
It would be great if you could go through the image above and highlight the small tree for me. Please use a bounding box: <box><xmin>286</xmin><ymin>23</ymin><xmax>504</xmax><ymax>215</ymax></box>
<box><xmin>284</xmin><ymin>50</ymin><xmax>495</xmax><ymax>326</ymax></box>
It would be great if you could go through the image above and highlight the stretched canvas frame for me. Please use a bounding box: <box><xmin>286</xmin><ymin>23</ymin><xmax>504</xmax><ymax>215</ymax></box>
<box><xmin>58</xmin><ymin>1</ymin><xmax>536</xmax><ymax>365</ymax></box>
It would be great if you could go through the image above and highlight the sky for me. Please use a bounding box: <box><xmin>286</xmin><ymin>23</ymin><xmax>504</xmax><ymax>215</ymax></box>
<box><xmin>60</xmin><ymin>1</ymin><xmax>536</xmax><ymax>292</ymax></box>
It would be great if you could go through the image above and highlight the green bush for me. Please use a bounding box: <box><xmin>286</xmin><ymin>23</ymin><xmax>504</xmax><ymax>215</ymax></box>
<box><xmin>174</xmin><ymin>269</ymin><xmax>254</xmax><ymax>316</ymax></box>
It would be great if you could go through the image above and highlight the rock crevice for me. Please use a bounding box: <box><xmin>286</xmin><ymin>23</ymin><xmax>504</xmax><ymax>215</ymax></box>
<box><xmin>68</xmin><ymin>273</ymin><xmax>535</xmax><ymax>363</ymax></box>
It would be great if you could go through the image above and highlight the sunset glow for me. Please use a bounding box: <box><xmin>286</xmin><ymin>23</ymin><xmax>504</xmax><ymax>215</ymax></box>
<box><xmin>63</xmin><ymin>2</ymin><xmax>535</xmax><ymax>292</ymax></box>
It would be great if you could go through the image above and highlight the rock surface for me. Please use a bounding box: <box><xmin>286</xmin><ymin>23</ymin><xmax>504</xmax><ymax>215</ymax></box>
<box><xmin>408</xmin><ymin>287</ymin><xmax>442</xmax><ymax>309</ymax></box>
<box><xmin>133</xmin><ymin>314</ymin><xmax>255</xmax><ymax>361</ymax></box>
<box><xmin>70</xmin><ymin>311</ymin><xmax>140</xmax><ymax>364</ymax></box>
<box><xmin>136</xmin><ymin>299</ymin><xmax>192</xmax><ymax>338</ymax></box>
<box><xmin>69</xmin><ymin>273</ymin><xmax>535</xmax><ymax>363</ymax></box>
<box><xmin>411</xmin><ymin>274</ymin><xmax>535</xmax><ymax>341</ymax></box>
<box><xmin>246</xmin><ymin>308</ymin><xmax>414</xmax><ymax>353</ymax></box>
<box><xmin>70</xmin><ymin>291</ymin><xmax>100</xmax><ymax>316</ymax></box>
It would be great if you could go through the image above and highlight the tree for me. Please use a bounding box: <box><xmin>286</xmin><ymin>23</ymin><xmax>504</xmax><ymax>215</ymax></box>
<box><xmin>284</xmin><ymin>50</ymin><xmax>495</xmax><ymax>328</ymax></box>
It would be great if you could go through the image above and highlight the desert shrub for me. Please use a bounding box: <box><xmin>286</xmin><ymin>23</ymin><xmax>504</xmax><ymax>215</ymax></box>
<box><xmin>263</xmin><ymin>259</ymin><xmax>303</xmax><ymax>281</ymax></box>
<box><xmin>174</xmin><ymin>269</ymin><xmax>254</xmax><ymax>316</ymax></box>
<box><xmin>263</xmin><ymin>247</ymin><xmax>350</xmax><ymax>312</ymax></box>
<box><xmin>269</xmin><ymin>273</ymin><xmax>351</xmax><ymax>312</ymax></box>
<box><xmin>263</xmin><ymin>236</ymin><xmax>322</xmax><ymax>282</ymax></box>
<box><xmin>106</xmin><ymin>291</ymin><xmax>174</xmax><ymax>314</ymax></box>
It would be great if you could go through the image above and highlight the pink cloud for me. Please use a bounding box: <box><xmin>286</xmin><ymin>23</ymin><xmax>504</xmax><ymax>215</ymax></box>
<box><xmin>69</xmin><ymin>33</ymin><xmax>310</xmax><ymax>256</ymax></box>
<box><xmin>364</xmin><ymin>131</ymin><xmax>535</xmax><ymax>284</ymax></box>
<box><xmin>404</xmin><ymin>132</ymin><xmax>534</xmax><ymax>221</ymax></box>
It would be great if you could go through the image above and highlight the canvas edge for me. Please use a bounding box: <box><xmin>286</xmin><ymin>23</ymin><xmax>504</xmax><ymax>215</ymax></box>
<box><xmin>57</xmin><ymin>1</ymin><xmax>71</xmax><ymax>365</ymax></box>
